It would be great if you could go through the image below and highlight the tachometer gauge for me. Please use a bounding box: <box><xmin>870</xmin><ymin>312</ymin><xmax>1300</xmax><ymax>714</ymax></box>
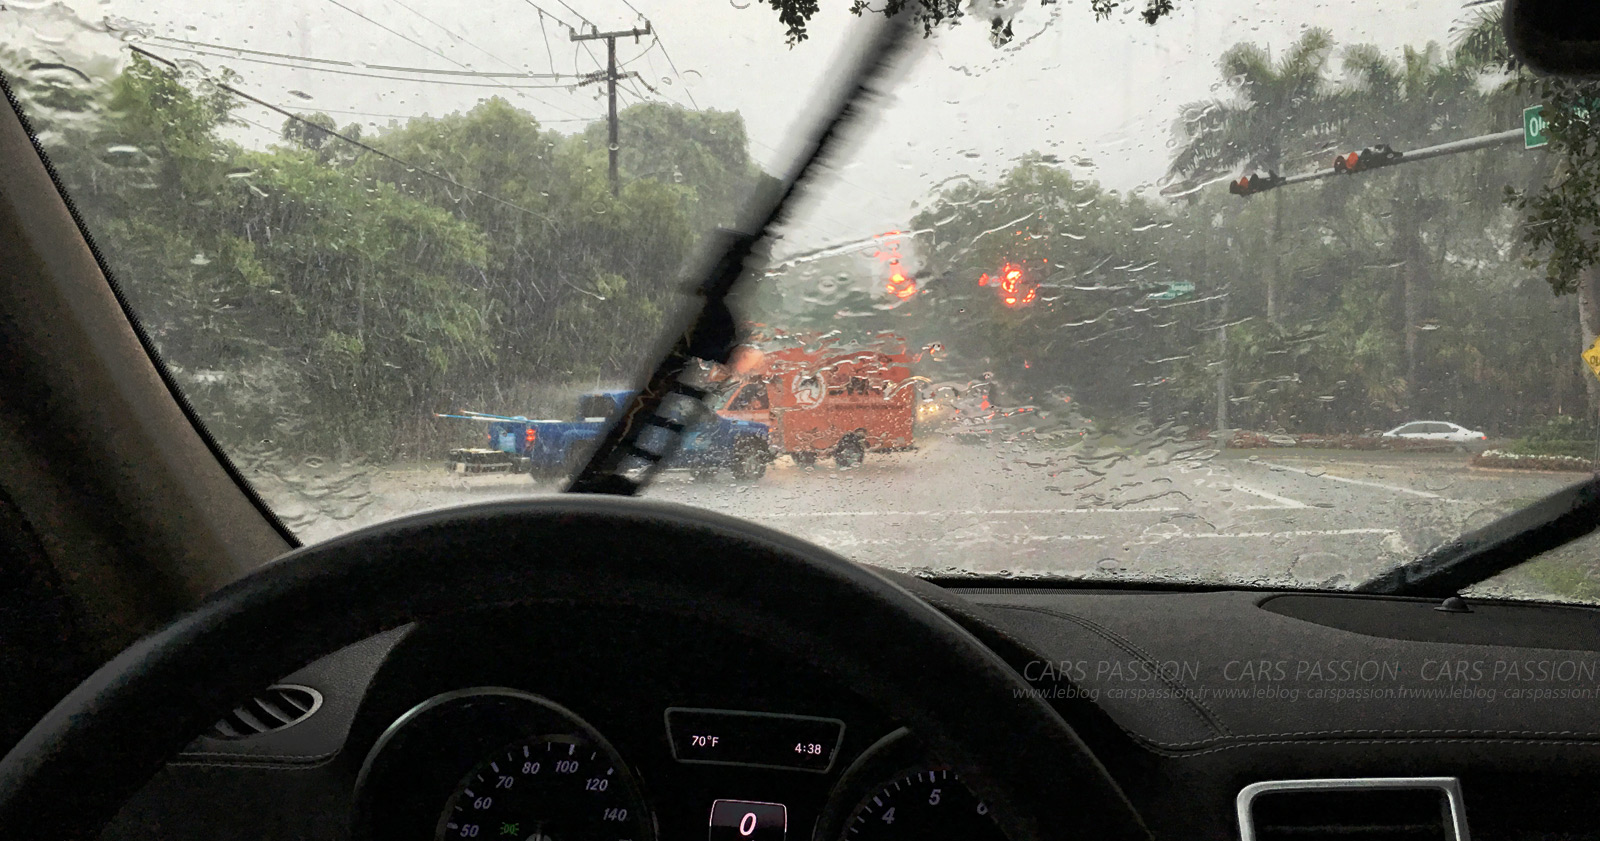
<box><xmin>353</xmin><ymin>688</ymin><xmax>654</xmax><ymax>841</ymax></box>
<box><xmin>842</xmin><ymin>768</ymin><xmax>1002</xmax><ymax>841</ymax></box>
<box><xmin>814</xmin><ymin>729</ymin><xmax>1006</xmax><ymax>841</ymax></box>
<box><xmin>438</xmin><ymin>734</ymin><xmax>644</xmax><ymax>841</ymax></box>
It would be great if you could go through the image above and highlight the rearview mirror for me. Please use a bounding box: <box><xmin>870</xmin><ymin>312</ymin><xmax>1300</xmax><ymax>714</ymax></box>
<box><xmin>1507</xmin><ymin>0</ymin><xmax>1600</xmax><ymax>76</ymax></box>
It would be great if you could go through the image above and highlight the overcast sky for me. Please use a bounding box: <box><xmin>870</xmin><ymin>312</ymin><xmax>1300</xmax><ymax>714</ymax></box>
<box><xmin>8</xmin><ymin>0</ymin><xmax>1489</xmax><ymax>252</ymax></box>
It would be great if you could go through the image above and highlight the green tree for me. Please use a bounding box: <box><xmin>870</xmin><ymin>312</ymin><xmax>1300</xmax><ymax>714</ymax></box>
<box><xmin>757</xmin><ymin>0</ymin><xmax>1178</xmax><ymax>47</ymax></box>
<box><xmin>358</xmin><ymin>97</ymin><xmax>697</xmax><ymax>396</ymax></box>
<box><xmin>582</xmin><ymin>102</ymin><xmax>764</xmax><ymax>235</ymax></box>
<box><xmin>2</xmin><ymin>52</ymin><xmax>499</xmax><ymax>453</ymax></box>
<box><xmin>1455</xmin><ymin>5</ymin><xmax>1600</xmax><ymax>422</ymax></box>
<box><xmin>906</xmin><ymin>156</ymin><xmax>1188</xmax><ymax>417</ymax></box>
<box><xmin>1337</xmin><ymin>42</ymin><xmax>1505</xmax><ymax>405</ymax></box>
<box><xmin>1167</xmin><ymin>30</ymin><xmax>1338</xmax><ymax>325</ymax></box>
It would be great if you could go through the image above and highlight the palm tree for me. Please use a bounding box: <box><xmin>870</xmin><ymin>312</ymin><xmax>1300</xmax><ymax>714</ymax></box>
<box><xmin>1169</xmin><ymin>29</ymin><xmax>1338</xmax><ymax>179</ymax></box>
<box><xmin>1338</xmin><ymin>43</ymin><xmax>1489</xmax><ymax>408</ymax></box>
<box><xmin>1167</xmin><ymin>31</ymin><xmax>1337</xmax><ymax>437</ymax></box>
<box><xmin>1452</xmin><ymin>4</ymin><xmax>1512</xmax><ymax>73</ymax></box>
<box><xmin>1168</xmin><ymin>29</ymin><xmax>1338</xmax><ymax>326</ymax></box>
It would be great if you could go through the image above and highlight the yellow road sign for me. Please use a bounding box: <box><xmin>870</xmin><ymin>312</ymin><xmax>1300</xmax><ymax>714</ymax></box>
<box><xmin>1584</xmin><ymin>336</ymin><xmax>1600</xmax><ymax>380</ymax></box>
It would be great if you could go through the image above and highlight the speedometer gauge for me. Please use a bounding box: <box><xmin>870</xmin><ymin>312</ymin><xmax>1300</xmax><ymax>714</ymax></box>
<box><xmin>438</xmin><ymin>734</ymin><xmax>644</xmax><ymax>841</ymax></box>
<box><xmin>353</xmin><ymin>688</ymin><xmax>655</xmax><ymax>841</ymax></box>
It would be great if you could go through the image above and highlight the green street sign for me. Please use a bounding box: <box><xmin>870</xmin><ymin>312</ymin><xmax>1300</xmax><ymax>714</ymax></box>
<box><xmin>1525</xmin><ymin>105</ymin><xmax>1548</xmax><ymax>149</ymax></box>
<box><xmin>1148</xmin><ymin>281</ymin><xmax>1195</xmax><ymax>301</ymax></box>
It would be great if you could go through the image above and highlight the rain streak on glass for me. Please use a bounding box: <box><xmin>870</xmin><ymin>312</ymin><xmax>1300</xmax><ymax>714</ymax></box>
<box><xmin>4</xmin><ymin>0</ymin><xmax>1599</xmax><ymax>603</ymax></box>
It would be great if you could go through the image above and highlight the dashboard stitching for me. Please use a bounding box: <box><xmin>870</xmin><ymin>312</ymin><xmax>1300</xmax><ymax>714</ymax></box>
<box><xmin>986</xmin><ymin>604</ymin><xmax>1233</xmax><ymax>739</ymax></box>
<box><xmin>164</xmin><ymin>754</ymin><xmax>339</xmax><ymax>769</ymax></box>
<box><xmin>1142</xmin><ymin>727</ymin><xmax>1600</xmax><ymax>747</ymax></box>
<box><xmin>172</xmin><ymin>750</ymin><xmax>338</xmax><ymax>761</ymax></box>
<box><xmin>917</xmin><ymin>594</ymin><xmax>1042</xmax><ymax>659</ymax></box>
<box><xmin>1140</xmin><ymin>734</ymin><xmax>1600</xmax><ymax>757</ymax></box>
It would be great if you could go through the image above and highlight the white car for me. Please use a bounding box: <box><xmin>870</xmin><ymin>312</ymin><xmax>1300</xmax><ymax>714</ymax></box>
<box><xmin>1381</xmin><ymin>420</ymin><xmax>1487</xmax><ymax>445</ymax></box>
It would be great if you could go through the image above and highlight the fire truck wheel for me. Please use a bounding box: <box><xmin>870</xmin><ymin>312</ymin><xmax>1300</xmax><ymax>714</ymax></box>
<box><xmin>792</xmin><ymin>451</ymin><xmax>818</xmax><ymax>468</ymax></box>
<box><xmin>731</xmin><ymin>438</ymin><xmax>769</xmax><ymax>481</ymax></box>
<box><xmin>834</xmin><ymin>436</ymin><xmax>865</xmax><ymax>469</ymax></box>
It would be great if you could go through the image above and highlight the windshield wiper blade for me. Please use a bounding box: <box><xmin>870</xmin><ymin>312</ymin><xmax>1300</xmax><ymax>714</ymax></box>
<box><xmin>1355</xmin><ymin>475</ymin><xmax>1600</xmax><ymax>598</ymax></box>
<box><xmin>566</xmin><ymin>10</ymin><xmax>916</xmax><ymax>496</ymax></box>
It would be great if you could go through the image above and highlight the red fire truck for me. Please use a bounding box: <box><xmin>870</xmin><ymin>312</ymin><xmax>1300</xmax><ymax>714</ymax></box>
<box><xmin>716</xmin><ymin>332</ymin><xmax>918</xmax><ymax>468</ymax></box>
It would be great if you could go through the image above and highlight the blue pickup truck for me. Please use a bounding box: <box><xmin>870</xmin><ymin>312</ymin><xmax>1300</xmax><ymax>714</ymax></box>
<box><xmin>442</xmin><ymin>390</ymin><xmax>771</xmax><ymax>481</ymax></box>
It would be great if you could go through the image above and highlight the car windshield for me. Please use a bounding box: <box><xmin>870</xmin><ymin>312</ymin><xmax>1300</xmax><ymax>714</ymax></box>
<box><xmin>6</xmin><ymin>0</ymin><xmax>1600</xmax><ymax>600</ymax></box>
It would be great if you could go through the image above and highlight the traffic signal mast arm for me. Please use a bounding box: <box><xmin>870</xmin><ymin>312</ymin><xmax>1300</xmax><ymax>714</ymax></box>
<box><xmin>1227</xmin><ymin>127</ymin><xmax>1525</xmax><ymax>197</ymax></box>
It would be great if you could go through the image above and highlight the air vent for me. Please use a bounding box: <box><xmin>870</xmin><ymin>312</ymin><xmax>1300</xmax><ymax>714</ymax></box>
<box><xmin>1237</xmin><ymin>778</ymin><xmax>1468</xmax><ymax>841</ymax></box>
<box><xmin>206</xmin><ymin>684</ymin><xmax>322</xmax><ymax>740</ymax></box>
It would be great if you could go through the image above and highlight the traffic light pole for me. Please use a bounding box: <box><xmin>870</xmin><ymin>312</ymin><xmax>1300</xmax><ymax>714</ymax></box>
<box><xmin>572</xmin><ymin>23</ymin><xmax>652</xmax><ymax>197</ymax></box>
<box><xmin>1230</xmin><ymin>127</ymin><xmax>1526</xmax><ymax>196</ymax></box>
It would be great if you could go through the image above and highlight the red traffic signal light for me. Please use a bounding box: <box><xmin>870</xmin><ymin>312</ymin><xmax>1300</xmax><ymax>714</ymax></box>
<box><xmin>1332</xmin><ymin>144</ymin><xmax>1403</xmax><ymax>174</ymax></box>
<box><xmin>992</xmin><ymin>262</ymin><xmax>1037</xmax><ymax>307</ymax></box>
<box><xmin>1228</xmin><ymin>171</ymin><xmax>1285</xmax><ymax>196</ymax></box>
<box><xmin>885</xmin><ymin>270</ymin><xmax>917</xmax><ymax>300</ymax></box>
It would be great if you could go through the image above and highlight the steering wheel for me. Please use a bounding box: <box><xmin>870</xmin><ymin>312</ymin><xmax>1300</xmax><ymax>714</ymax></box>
<box><xmin>0</xmin><ymin>496</ymin><xmax>1151</xmax><ymax>840</ymax></box>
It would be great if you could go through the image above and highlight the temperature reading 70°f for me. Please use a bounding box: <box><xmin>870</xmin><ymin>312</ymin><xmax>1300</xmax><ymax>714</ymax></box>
<box><xmin>691</xmin><ymin>735</ymin><xmax>719</xmax><ymax>748</ymax></box>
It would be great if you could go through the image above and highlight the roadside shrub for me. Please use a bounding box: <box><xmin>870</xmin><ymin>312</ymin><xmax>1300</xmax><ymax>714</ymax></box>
<box><xmin>1511</xmin><ymin>415</ymin><xmax>1598</xmax><ymax>458</ymax></box>
<box><xmin>1472</xmin><ymin>449</ymin><xmax>1596</xmax><ymax>472</ymax></box>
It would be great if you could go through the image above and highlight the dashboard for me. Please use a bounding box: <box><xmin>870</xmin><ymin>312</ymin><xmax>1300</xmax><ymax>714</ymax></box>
<box><xmin>351</xmin><ymin>686</ymin><xmax>999</xmax><ymax>841</ymax></box>
<box><xmin>101</xmin><ymin>586</ymin><xmax>1600</xmax><ymax>841</ymax></box>
<box><xmin>114</xmin><ymin>604</ymin><xmax>1007</xmax><ymax>841</ymax></box>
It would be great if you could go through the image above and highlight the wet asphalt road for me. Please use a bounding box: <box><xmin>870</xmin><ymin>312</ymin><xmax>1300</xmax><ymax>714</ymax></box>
<box><xmin>293</xmin><ymin>436</ymin><xmax>1583</xmax><ymax>589</ymax></box>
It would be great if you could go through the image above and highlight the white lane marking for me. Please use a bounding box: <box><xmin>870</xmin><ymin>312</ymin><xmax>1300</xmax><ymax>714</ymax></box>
<box><xmin>754</xmin><ymin>503</ymin><xmax>1306</xmax><ymax>518</ymax></box>
<box><xmin>1182</xmin><ymin>528</ymin><xmax>1394</xmax><ymax>539</ymax></box>
<box><xmin>756</xmin><ymin>508</ymin><xmax>1184</xmax><ymax>517</ymax></box>
<box><xmin>818</xmin><ymin>527</ymin><xmax>1395</xmax><ymax>547</ymax></box>
<box><xmin>1260</xmin><ymin>460</ymin><xmax>1450</xmax><ymax>499</ymax></box>
<box><xmin>753</xmin><ymin>501</ymin><xmax>1311</xmax><ymax>519</ymax></box>
<box><xmin>1227</xmin><ymin>482</ymin><xmax>1309</xmax><ymax>509</ymax></box>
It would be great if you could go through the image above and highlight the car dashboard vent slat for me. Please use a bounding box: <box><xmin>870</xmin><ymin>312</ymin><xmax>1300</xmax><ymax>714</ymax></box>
<box><xmin>205</xmin><ymin>684</ymin><xmax>322</xmax><ymax>740</ymax></box>
<box><xmin>1238</xmin><ymin>778</ymin><xmax>1468</xmax><ymax>841</ymax></box>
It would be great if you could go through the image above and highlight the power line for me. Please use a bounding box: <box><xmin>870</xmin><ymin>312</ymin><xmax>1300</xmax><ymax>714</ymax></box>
<box><xmin>155</xmin><ymin>43</ymin><xmax>584</xmax><ymax>88</ymax></box>
<box><xmin>632</xmin><ymin>43</ymin><xmax>695</xmax><ymax>110</ymax></box>
<box><xmin>533</xmin><ymin>5</ymin><xmax>560</xmax><ymax>75</ymax></box>
<box><xmin>520</xmin><ymin>0</ymin><xmax>579</xmax><ymax>32</ymax></box>
<box><xmin>377</xmin><ymin>0</ymin><xmax>601</xmax><ymax>117</ymax></box>
<box><xmin>555</xmin><ymin>0</ymin><xmax>596</xmax><ymax>28</ymax></box>
<box><xmin>383</xmin><ymin>0</ymin><xmax>538</xmax><ymax>71</ymax></box>
<box><xmin>618</xmin><ymin>37</ymin><xmax>659</xmax><ymax>68</ymax></box>
<box><xmin>150</xmin><ymin>35</ymin><xmax>572</xmax><ymax>78</ymax></box>
<box><xmin>320</xmin><ymin>0</ymin><xmax>589</xmax><ymax>120</ymax></box>
<box><xmin>130</xmin><ymin>45</ymin><xmax>551</xmax><ymax>223</ymax></box>
<box><xmin>572</xmin><ymin>37</ymin><xmax>649</xmax><ymax>103</ymax></box>
<box><xmin>285</xmin><ymin>103</ymin><xmax>596</xmax><ymax>123</ymax></box>
<box><xmin>652</xmin><ymin>28</ymin><xmax>699</xmax><ymax>110</ymax></box>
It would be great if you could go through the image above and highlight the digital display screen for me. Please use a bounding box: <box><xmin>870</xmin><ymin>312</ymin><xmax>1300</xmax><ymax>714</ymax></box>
<box><xmin>708</xmin><ymin>799</ymin><xmax>787</xmax><ymax>841</ymax></box>
<box><xmin>665</xmin><ymin>708</ymin><xmax>844</xmax><ymax>772</ymax></box>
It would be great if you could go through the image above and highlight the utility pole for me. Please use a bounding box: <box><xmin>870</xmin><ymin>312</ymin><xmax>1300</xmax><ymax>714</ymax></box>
<box><xmin>572</xmin><ymin>22</ymin><xmax>651</xmax><ymax>197</ymax></box>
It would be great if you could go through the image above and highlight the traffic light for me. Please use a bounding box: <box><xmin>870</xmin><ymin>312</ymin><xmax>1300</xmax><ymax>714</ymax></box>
<box><xmin>1228</xmin><ymin>171</ymin><xmax>1285</xmax><ymax>196</ymax></box>
<box><xmin>884</xmin><ymin>270</ymin><xmax>916</xmax><ymax>300</ymax></box>
<box><xmin>994</xmin><ymin>262</ymin><xmax>1037</xmax><ymax>307</ymax></box>
<box><xmin>1332</xmin><ymin>144</ymin><xmax>1403</xmax><ymax>174</ymax></box>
